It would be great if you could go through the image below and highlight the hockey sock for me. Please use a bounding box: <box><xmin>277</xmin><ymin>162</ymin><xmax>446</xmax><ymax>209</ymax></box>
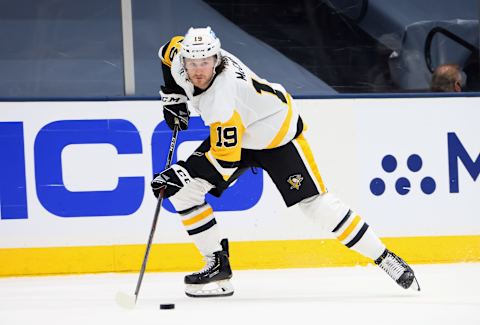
<box><xmin>180</xmin><ymin>203</ymin><xmax>222</xmax><ymax>256</ymax></box>
<box><xmin>332</xmin><ymin>210</ymin><xmax>385</xmax><ymax>260</ymax></box>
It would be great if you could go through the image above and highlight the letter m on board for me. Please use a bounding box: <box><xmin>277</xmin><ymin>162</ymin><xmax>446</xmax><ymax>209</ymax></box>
<box><xmin>448</xmin><ymin>132</ymin><xmax>480</xmax><ymax>193</ymax></box>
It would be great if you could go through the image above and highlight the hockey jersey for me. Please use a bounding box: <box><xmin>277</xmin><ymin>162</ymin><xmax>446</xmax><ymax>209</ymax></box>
<box><xmin>159</xmin><ymin>37</ymin><xmax>302</xmax><ymax>181</ymax></box>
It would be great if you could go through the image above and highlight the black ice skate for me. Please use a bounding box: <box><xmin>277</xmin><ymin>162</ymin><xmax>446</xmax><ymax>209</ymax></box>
<box><xmin>184</xmin><ymin>238</ymin><xmax>234</xmax><ymax>297</ymax></box>
<box><xmin>375</xmin><ymin>249</ymin><xmax>420</xmax><ymax>291</ymax></box>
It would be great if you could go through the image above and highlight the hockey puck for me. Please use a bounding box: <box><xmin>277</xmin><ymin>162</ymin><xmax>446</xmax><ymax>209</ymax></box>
<box><xmin>159</xmin><ymin>303</ymin><xmax>175</xmax><ymax>310</ymax></box>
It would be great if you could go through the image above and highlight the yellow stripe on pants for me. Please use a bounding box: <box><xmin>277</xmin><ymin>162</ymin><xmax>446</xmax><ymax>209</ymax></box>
<box><xmin>294</xmin><ymin>133</ymin><xmax>327</xmax><ymax>193</ymax></box>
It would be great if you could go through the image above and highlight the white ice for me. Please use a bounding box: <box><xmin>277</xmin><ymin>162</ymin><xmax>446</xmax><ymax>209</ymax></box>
<box><xmin>1</xmin><ymin>263</ymin><xmax>479</xmax><ymax>325</ymax></box>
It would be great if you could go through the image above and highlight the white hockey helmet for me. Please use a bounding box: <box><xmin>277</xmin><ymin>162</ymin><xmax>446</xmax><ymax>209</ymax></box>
<box><xmin>180</xmin><ymin>26</ymin><xmax>221</xmax><ymax>65</ymax></box>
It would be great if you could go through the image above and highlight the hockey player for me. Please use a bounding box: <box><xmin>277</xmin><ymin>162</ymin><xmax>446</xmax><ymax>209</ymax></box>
<box><xmin>152</xmin><ymin>26</ymin><xmax>420</xmax><ymax>297</ymax></box>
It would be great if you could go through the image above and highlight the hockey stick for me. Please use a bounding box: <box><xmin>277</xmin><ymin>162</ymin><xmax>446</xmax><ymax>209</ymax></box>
<box><xmin>116</xmin><ymin>119</ymin><xmax>180</xmax><ymax>309</ymax></box>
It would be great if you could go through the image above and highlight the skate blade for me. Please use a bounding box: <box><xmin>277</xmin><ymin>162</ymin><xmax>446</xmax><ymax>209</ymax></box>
<box><xmin>411</xmin><ymin>277</ymin><xmax>421</xmax><ymax>292</ymax></box>
<box><xmin>185</xmin><ymin>280</ymin><xmax>234</xmax><ymax>298</ymax></box>
<box><xmin>186</xmin><ymin>290</ymin><xmax>234</xmax><ymax>298</ymax></box>
<box><xmin>115</xmin><ymin>291</ymin><xmax>137</xmax><ymax>309</ymax></box>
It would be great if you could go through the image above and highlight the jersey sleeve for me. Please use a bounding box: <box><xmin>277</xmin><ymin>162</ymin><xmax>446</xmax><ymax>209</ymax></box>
<box><xmin>158</xmin><ymin>36</ymin><xmax>186</xmax><ymax>94</ymax></box>
<box><xmin>205</xmin><ymin>110</ymin><xmax>245</xmax><ymax>181</ymax></box>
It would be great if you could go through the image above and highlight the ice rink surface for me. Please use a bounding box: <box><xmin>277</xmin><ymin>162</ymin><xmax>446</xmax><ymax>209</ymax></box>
<box><xmin>1</xmin><ymin>263</ymin><xmax>479</xmax><ymax>325</ymax></box>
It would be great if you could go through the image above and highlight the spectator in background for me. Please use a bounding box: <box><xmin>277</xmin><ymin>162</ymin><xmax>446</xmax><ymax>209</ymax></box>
<box><xmin>431</xmin><ymin>64</ymin><xmax>465</xmax><ymax>92</ymax></box>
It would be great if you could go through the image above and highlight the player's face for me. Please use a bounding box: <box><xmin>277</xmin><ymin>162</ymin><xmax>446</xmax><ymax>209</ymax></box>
<box><xmin>184</xmin><ymin>56</ymin><xmax>216</xmax><ymax>90</ymax></box>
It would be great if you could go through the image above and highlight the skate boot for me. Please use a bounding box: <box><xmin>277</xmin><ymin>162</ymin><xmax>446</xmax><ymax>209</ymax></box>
<box><xmin>185</xmin><ymin>238</ymin><xmax>234</xmax><ymax>297</ymax></box>
<box><xmin>375</xmin><ymin>249</ymin><xmax>420</xmax><ymax>291</ymax></box>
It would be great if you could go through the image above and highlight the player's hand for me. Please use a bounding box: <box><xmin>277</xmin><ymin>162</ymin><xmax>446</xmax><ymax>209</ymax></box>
<box><xmin>160</xmin><ymin>86</ymin><xmax>189</xmax><ymax>130</ymax></box>
<box><xmin>163</xmin><ymin>103</ymin><xmax>189</xmax><ymax>130</ymax></box>
<box><xmin>151</xmin><ymin>164</ymin><xmax>192</xmax><ymax>198</ymax></box>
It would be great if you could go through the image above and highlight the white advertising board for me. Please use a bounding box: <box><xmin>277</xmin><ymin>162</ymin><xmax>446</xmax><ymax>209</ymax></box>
<box><xmin>0</xmin><ymin>97</ymin><xmax>478</xmax><ymax>250</ymax></box>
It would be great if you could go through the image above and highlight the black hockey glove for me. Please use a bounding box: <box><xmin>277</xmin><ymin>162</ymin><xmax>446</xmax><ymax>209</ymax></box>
<box><xmin>151</xmin><ymin>164</ymin><xmax>192</xmax><ymax>198</ymax></box>
<box><xmin>160</xmin><ymin>86</ymin><xmax>189</xmax><ymax>130</ymax></box>
<box><xmin>164</xmin><ymin>103</ymin><xmax>189</xmax><ymax>130</ymax></box>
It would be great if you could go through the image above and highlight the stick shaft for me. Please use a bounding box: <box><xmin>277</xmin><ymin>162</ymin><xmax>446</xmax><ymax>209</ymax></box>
<box><xmin>134</xmin><ymin>123</ymin><xmax>180</xmax><ymax>301</ymax></box>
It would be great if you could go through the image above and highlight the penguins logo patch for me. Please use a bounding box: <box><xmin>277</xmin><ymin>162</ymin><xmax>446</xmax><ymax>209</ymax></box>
<box><xmin>287</xmin><ymin>174</ymin><xmax>303</xmax><ymax>190</ymax></box>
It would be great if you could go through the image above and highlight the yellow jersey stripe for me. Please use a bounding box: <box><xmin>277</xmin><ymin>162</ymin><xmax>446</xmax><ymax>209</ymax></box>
<box><xmin>207</xmin><ymin>109</ymin><xmax>244</xmax><ymax>182</ymax></box>
<box><xmin>337</xmin><ymin>215</ymin><xmax>361</xmax><ymax>241</ymax></box>
<box><xmin>161</xmin><ymin>36</ymin><xmax>184</xmax><ymax>67</ymax></box>
<box><xmin>294</xmin><ymin>133</ymin><xmax>327</xmax><ymax>193</ymax></box>
<box><xmin>210</xmin><ymin>110</ymin><xmax>245</xmax><ymax>162</ymax></box>
<box><xmin>267</xmin><ymin>93</ymin><xmax>293</xmax><ymax>149</ymax></box>
<box><xmin>182</xmin><ymin>207</ymin><xmax>213</xmax><ymax>226</ymax></box>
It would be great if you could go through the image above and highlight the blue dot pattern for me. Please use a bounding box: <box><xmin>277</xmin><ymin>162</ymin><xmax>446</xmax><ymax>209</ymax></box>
<box><xmin>370</xmin><ymin>178</ymin><xmax>385</xmax><ymax>196</ymax></box>
<box><xmin>371</xmin><ymin>154</ymin><xmax>436</xmax><ymax>196</ymax></box>
<box><xmin>407</xmin><ymin>154</ymin><xmax>422</xmax><ymax>172</ymax></box>
<box><xmin>382</xmin><ymin>155</ymin><xmax>397</xmax><ymax>173</ymax></box>
<box><xmin>421</xmin><ymin>177</ymin><xmax>436</xmax><ymax>194</ymax></box>
<box><xmin>395</xmin><ymin>177</ymin><xmax>411</xmax><ymax>195</ymax></box>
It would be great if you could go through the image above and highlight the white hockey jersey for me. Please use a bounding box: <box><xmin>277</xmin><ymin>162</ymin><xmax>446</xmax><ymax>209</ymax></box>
<box><xmin>160</xmin><ymin>37</ymin><xmax>302</xmax><ymax>180</ymax></box>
